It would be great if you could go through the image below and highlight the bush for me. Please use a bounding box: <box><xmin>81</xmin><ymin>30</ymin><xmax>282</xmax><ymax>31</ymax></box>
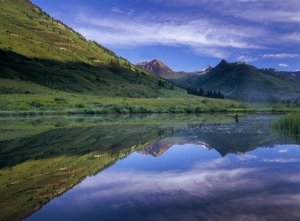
<box><xmin>195</xmin><ymin>107</ymin><xmax>202</xmax><ymax>113</ymax></box>
<box><xmin>185</xmin><ymin>107</ymin><xmax>194</xmax><ymax>113</ymax></box>
<box><xmin>75</xmin><ymin>103</ymin><xmax>85</xmax><ymax>108</ymax></box>
<box><xmin>29</xmin><ymin>100</ymin><xmax>43</xmax><ymax>108</ymax></box>
<box><xmin>113</xmin><ymin>106</ymin><xmax>130</xmax><ymax>114</ymax></box>
<box><xmin>54</xmin><ymin>97</ymin><xmax>67</xmax><ymax>103</ymax></box>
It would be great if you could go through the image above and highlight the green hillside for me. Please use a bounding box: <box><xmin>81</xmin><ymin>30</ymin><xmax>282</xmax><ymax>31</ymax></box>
<box><xmin>175</xmin><ymin>60</ymin><xmax>300</xmax><ymax>102</ymax></box>
<box><xmin>0</xmin><ymin>0</ymin><xmax>179</xmax><ymax>97</ymax></box>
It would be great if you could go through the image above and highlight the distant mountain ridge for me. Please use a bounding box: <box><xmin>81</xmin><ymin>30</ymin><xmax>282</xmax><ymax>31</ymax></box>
<box><xmin>174</xmin><ymin>59</ymin><xmax>300</xmax><ymax>102</ymax></box>
<box><xmin>137</xmin><ymin>59</ymin><xmax>212</xmax><ymax>79</ymax></box>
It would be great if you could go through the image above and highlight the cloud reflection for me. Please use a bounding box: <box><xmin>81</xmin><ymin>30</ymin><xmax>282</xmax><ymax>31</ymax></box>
<box><xmin>65</xmin><ymin>156</ymin><xmax>300</xmax><ymax>221</ymax></box>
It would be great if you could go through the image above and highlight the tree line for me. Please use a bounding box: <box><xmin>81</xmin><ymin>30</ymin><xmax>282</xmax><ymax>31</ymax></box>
<box><xmin>158</xmin><ymin>80</ymin><xmax>174</xmax><ymax>90</ymax></box>
<box><xmin>187</xmin><ymin>87</ymin><xmax>225</xmax><ymax>99</ymax></box>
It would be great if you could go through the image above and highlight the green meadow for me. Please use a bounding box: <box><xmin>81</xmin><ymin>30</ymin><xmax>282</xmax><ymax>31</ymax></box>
<box><xmin>1</xmin><ymin>81</ymin><xmax>300</xmax><ymax>115</ymax></box>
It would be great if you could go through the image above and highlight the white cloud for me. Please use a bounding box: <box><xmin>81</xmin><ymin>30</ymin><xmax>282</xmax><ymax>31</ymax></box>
<box><xmin>236</xmin><ymin>153</ymin><xmax>258</xmax><ymax>161</ymax></box>
<box><xmin>67</xmin><ymin>155</ymin><xmax>300</xmax><ymax>220</ymax></box>
<box><xmin>262</xmin><ymin>158</ymin><xmax>299</xmax><ymax>163</ymax></box>
<box><xmin>75</xmin><ymin>14</ymin><xmax>264</xmax><ymax>58</ymax></box>
<box><xmin>111</xmin><ymin>7</ymin><xmax>123</xmax><ymax>14</ymax></box>
<box><xmin>286</xmin><ymin>32</ymin><xmax>300</xmax><ymax>43</ymax></box>
<box><xmin>232</xmin><ymin>9</ymin><xmax>300</xmax><ymax>24</ymax></box>
<box><xmin>237</xmin><ymin>55</ymin><xmax>257</xmax><ymax>62</ymax></box>
<box><xmin>278</xmin><ymin>63</ymin><xmax>289</xmax><ymax>67</ymax></box>
<box><xmin>69</xmin><ymin>0</ymin><xmax>300</xmax><ymax>60</ymax></box>
<box><xmin>111</xmin><ymin>7</ymin><xmax>134</xmax><ymax>16</ymax></box>
<box><xmin>262</xmin><ymin>53</ymin><xmax>299</xmax><ymax>59</ymax></box>
<box><xmin>79</xmin><ymin>159</ymin><xmax>259</xmax><ymax>198</ymax></box>
<box><xmin>152</xmin><ymin>0</ymin><xmax>300</xmax><ymax>24</ymax></box>
<box><xmin>278</xmin><ymin>149</ymin><xmax>288</xmax><ymax>153</ymax></box>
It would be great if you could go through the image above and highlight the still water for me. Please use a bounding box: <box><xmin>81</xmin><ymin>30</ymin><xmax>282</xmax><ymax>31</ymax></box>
<box><xmin>1</xmin><ymin>114</ymin><xmax>300</xmax><ymax>221</ymax></box>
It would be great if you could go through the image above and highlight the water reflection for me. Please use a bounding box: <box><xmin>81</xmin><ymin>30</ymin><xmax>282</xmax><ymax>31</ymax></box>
<box><xmin>0</xmin><ymin>114</ymin><xmax>299</xmax><ymax>221</ymax></box>
<box><xmin>37</xmin><ymin>146</ymin><xmax>300</xmax><ymax>221</ymax></box>
<box><xmin>140</xmin><ymin>115</ymin><xmax>291</xmax><ymax>157</ymax></box>
<box><xmin>0</xmin><ymin>114</ymin><xmax>232</xmax><ymax>221</ymax></box>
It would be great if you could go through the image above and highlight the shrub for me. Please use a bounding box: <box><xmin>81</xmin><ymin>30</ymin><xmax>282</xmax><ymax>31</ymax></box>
<box><xmin>29</xmin><ymin>100</ymin><xmax>43</xmax><ymax>108</ymax></box>
<box><xmin>185</xmin><ymin>107</ymin><xmax>194</xmax><ymax>113</ymax></box>
<box><xmin>113</xmin><ymin>106</ymin><xmax>130</xmax><ymax>114</ymax></box>
<box><xmin>54</xmin><ymin>97</ymin><xmax>67</xmax><ymax>103</ymax></box>
<box><xmin>75</xmin><ymin>103</ymin><xmax>85</xmax><ymax>108</ymax></box>
<box><xmin>195</xmin><ymin>107</ymin><xmax>202</xmax><ymax>113</ymax></box>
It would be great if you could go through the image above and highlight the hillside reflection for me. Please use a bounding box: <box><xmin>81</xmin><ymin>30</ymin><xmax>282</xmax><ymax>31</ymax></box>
<box><xmin>0</xmin><ymin>114</ymin><xmax>298</xmax><ymax>221</ymax></box>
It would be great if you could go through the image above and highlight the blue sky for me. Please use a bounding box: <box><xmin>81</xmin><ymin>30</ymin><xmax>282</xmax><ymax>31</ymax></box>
<box><xmin>32</xmin><ymin>0</ymin><xmax>300</xmax><ymax>72</ymax></box>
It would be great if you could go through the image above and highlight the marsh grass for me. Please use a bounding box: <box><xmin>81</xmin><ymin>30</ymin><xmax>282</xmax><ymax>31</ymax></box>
<box><xmin>274</xmin><ymin>112</ymin><xmax>300</xmax><ymax>142</ymax></box>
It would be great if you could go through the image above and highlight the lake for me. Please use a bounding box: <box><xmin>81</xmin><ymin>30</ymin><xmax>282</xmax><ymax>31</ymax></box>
<box><xmin>1</xmin><ymin>114</ymin><xmax>300</xmax><ymax>221</ymax></box>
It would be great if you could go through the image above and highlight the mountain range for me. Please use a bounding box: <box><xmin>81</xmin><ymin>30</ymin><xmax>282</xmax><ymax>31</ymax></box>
<box><xmin>137</xmin><ymin>59</ymin><xmax>212</xmax><ymax>79</ymax></box>
<box><xmin>138</xmin><ymin>59</ymin><xmax>300</xmax><ymax>102</ymax></box>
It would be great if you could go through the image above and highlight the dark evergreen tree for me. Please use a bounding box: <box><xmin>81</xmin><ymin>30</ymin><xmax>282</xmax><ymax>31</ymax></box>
<box><xmin>187</xmin><ymin>87</ymin><xmax>225</xmax><ymax>99</ymax></box>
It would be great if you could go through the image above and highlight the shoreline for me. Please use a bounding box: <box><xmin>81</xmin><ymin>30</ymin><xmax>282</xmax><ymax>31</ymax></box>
<box><xmin>0</xmin><ymin>107</ymin><xmax>299</xmax><ymax>117</ymax></box>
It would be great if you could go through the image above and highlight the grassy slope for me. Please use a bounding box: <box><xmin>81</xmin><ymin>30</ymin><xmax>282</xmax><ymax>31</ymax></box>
<box><xmin>0</xmin><ymin>0</ymin><xmax>179</xmax><ymax>97</ymax></box>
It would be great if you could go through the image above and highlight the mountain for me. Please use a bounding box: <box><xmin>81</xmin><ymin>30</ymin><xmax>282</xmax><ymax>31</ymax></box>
<box><xmin>137</xmin><ymin>59</ymin><xmax>180</xmax><ymax>79</ymax></box>
<box><xmin>0</xmin><ymin>0</ymin><xmax>178</xmax><ymax>98</ymax></box>
<box><xmin>137</xmin><ymin>59</ymin><xmax>211</xmax><ymax>79</ymax></box>
<box><xmin>179</xmin><ymin>66</ymin><xmax>213</xmax><ymax>76</ymax></box>
<box><xmin>174</xmin><ymin>60</ymin><xmax>300</xmax><ymax>102</ymax></box>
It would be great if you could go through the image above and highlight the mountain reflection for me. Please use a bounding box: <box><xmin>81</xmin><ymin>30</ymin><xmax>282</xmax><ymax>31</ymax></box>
<box><xmin>139</xmin><ymin>115</ymin><xmax>292</xmax><ymax>157</ymax></box>
<box><xmin>1</xmin><ymin>114</ymin><xmax>299</xmax><ymax>221</ymax></box>
<box><xmin>36</xmin><ymin>151</ymin><xmax>300</xmax><ymax>221</ymax></box>
<box><xmin>0</xmin><ymin>115</ymin><xmax>179</xmax><ymax>221</ymax></box>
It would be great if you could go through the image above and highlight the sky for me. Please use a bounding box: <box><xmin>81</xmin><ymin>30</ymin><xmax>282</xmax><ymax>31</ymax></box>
<box><xmin>31</xmin><ymin>0</ymin><xmax>300</xmax><ymax>72</ymax></box>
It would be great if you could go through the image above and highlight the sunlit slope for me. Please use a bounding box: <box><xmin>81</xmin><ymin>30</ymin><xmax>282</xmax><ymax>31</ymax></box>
<box><xmin>0</xmin><ymin>0</ymin><xmax>179</xmax><ymax>97</ymax></box>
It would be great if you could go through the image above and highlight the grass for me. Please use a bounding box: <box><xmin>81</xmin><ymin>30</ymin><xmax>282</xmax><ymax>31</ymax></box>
<box><xmin>1</xmin><ymin>79</ymin><xmax>299</xmax><ymax>115</ymax></box>
<box><xmin>0</xmin><ymin>93</ymin><xmax>247</xmax><ymax>115</ymax></box>
<box><xmin>274</xmin><ymin>112</ymin><xmax>300</xmax><ymax>142</ymax></box>
<box><xmin>0</xmin><ymin>79</ymin><xmax>250</xmax><ymax>115</ymax></box>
